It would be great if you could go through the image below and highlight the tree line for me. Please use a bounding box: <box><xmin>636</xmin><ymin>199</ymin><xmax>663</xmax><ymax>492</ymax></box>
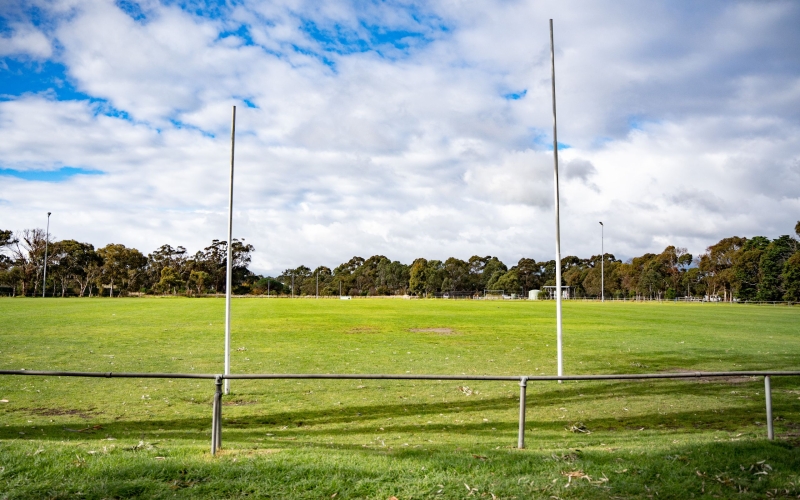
<box><xmin>1</xmin><ymin>222</ymin><xmax>798</xmax><ymax>301</ymax></box>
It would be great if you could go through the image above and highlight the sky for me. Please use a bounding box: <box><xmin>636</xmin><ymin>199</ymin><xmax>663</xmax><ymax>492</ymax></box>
<box><xmin>1</xmin><ymin>0</ymin><xmax>799</xmax><ymax>275</ymax></box>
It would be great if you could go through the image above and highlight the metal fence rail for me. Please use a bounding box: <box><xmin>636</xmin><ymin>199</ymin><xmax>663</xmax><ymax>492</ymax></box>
<box><xmin>2</xmin><ymin>369</ymin><xmax>799</xmax><ymax>454</ymax></box>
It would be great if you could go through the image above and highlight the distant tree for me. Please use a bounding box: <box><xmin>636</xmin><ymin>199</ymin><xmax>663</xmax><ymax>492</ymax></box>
<box><xmin>188</xmin><ymin>270</ymin><xmax>210</xmax><ymax>295</ymax></box>
<box><xmin>782</xmin><ymin>252</ymin><xmax>800</xmax><ymax>301</ymax></box>
<box><xmin>698</xmin><ymin>237</ymin><xmax>746</xmax><ymax>300</ymax></box>
<box><xmin>424</xmin><ymin>260</ymin><xmax>445</xmax><ymax>294</ymax></box>
<box><xmin>757</xmin><ymin>236</ymin><xmax>795</xmax><ymax>301</ymax></box>
<box><xmin>492</xmin><ymin>269</ymin><xmax>520</xmax><ymax>294</ymax></box>
<box><xmin>408</xmin><ymin>258</ymin><xmax>428</xmax><ymax>296</ymax></box>
<box><xmin>481</xmin><ymin>257</ymin><xmax>508</xmax><ymax>291</ymax></box>
<box><xmin>0</xmin><ymin>230</ymin><xmax>16</xmax><ymax>249</ymax></box>
<box><xmin>333</xmin><ymin>256</ymin><xmax>364</xmax><ymax>295</ymax></box>
<box><xmin>443</xmin><ymin>257</ymin><xmax>469</xmax><ymax>291</ymax></box>
<box><xmin>148</xmin><ymin>244</ymin><xmax>188</xmax><ymax>291</ymax></box>
<box><xmin>191</xmin><ymin>239</ymin><xmax>254</xmax><ymax>294</ymax></box>
<box><xmin>352</xmin><ymin>256</ymin><xmax>390</xmax><ymax>295</ymax></box>
<box><xmin>7</xmin><ymin>229</ymin><xmax>48</xmax><ymax>296</ymax></box>
<box><xmin>515</xmin><ymin>258</ymin><xmax>539</xmax><ymax>294</ymax></box>
<box><xmin>156</xmin><ymin>266</ymin><xmax>183</xmax><ymax>294</ymax></box>
<box><xmin>731</xmin><ymin>237</ymin><xmax>768</xmax><ymax>300</ymax></box>
<box><xmin>96</xmin><ymin>244</ymin><xmax>147</xmax><ymax>297</ymax></box>
<box><xmin>303</xmin><ymin>266</ymin><xmax>332</xmax><ymax>295</ymax></box>
<box><xmin>376</xmin><ymin>259</ymin><xmax>409</xmax><ymax>295</ymax></box>
<box><xmin>281</xmin><ymin>265</ymin><xmax>312</xmax><ymax>296</ymax></box>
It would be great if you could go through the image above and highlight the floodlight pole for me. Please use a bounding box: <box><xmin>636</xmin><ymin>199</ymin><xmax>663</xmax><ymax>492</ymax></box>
<box><xmin>224</xmin><ymin>105</ymin><xmax>236</xmax><ymax>395</ymax></box>
<box><xmin>550</xmin><ymin>19</ymin><xmax>564</xmax><ymax>381</ymax></box>
<box><xmin>42</xmin><ymin>212</ymin><xmax>51</xmax><ymax>298</ymax></box>
<box><xmin>600</xmin><ymin>222</ymin><xmax>604</xmax><ymax>302</ymax></box>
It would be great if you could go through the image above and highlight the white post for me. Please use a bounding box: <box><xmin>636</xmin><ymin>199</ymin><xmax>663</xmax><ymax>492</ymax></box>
<box><xmin>765</xmin><ymin>376</ymin><xmax>774</xmax><ymax>440</ymax></box>
<box><xmin>316</xmin><ymin>273</ymin><xmax>319</xmax><ymax>299</ymax></box>
<box><xmin>550</xmin><ymin>19</ymin><xmax>564</xmax><ymax>381</ymax></box>
<box><xmin>42</xmin><ymin>212</ymin><xmax>51</xmax><ymax>298</ymax></box>
<box><xmin>224</xmin><ymin>105</ymin><xmax>236</xmax><ymax>395</ymax></box>
<box><xmin>600</xmin><ymin>221</ymin><xmax>604</xmax><ymax>302</ymax></box>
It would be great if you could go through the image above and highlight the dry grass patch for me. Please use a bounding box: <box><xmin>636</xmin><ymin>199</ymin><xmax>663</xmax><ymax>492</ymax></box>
<box><xmin>409</xmin><ymin>328</ymin><xmax>459</xmax><ymax>335</ymax></box>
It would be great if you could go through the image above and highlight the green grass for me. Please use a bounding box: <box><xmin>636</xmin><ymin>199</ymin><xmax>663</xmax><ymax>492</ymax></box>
<box><xmin>1</xmin><ymin>298</ymin><xmax>799</xmax><ymax>499</ymax></box>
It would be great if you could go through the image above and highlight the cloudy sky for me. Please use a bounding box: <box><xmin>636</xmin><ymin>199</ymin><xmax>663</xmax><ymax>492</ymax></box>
<box><xmin>1</xmin><ymin>0</ymin><xmax>799</xmax><ymax>274</ymax></box>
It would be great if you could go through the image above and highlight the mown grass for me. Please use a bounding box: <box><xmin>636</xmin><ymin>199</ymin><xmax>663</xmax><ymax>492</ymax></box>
<box><xmin>1</xmin><ymin>298</ymin><xmax>799</xmax><ymax>499</ymax></box>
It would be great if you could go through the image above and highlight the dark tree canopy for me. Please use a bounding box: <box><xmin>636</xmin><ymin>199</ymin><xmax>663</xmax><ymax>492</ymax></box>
<box><xmin>1</xmin><ymin>221</ymin><xmax>798</xmax><ymax>300</ymax></box>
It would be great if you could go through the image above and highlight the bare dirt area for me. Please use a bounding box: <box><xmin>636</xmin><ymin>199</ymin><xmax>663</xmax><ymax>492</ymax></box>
<box><xmin>26</xmin><ymin>407</ymin><xmax>100</xmax><ymax>419</ymax></box>
<box><xmin>346</xmin><ymin>326</ymin><xmax>380</xmax><ymax>334</ymax></box>
<box><xmin>409</xmin><ymin>328</ymin><xmax>459</xmax><ymax>335</ymax></box>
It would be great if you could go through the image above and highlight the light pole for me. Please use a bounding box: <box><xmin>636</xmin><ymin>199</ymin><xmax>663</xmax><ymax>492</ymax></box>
<box><xmin>549</xmin><ymin>19</ymin><xmax>564</xmax><ymax>381</ymax></box>
<box><xmin>599</xmin><ymin>221</ymin><xmax>604</xmax><ymax>302</ymax></box>
<box><xmin>42</xmin><ymin>212</ymin><xmax>51</xmax><ymax>298</ymax></box>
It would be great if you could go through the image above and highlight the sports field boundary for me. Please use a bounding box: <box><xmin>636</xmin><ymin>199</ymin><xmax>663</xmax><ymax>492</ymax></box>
<box><xmin>2</xmin><ymin>369</ymin><xmax>799</xmax><ymax>454</ymax></box>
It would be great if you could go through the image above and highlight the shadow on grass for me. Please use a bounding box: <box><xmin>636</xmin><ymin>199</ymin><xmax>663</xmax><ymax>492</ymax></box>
<box><xmin>3</xmin><ymin>384</ymin><xmax>798</xmax><ymax>446</ymax></box>
<box><xmin>1</xmin><ymin>434</ymin><xmax>799</xmax><ymax>499</ymax></box>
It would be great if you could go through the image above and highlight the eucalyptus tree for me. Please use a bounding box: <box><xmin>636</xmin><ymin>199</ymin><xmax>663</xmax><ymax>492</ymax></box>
<box><xmin>96</xmin><ymin>244</ymin><xmax>147</xmax><ymax>297</ymax></box>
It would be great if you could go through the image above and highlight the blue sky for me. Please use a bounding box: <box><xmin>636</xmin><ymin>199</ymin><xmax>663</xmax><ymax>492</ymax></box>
<box><xmin>1</xmin><ymin>0</ymin><xmax>799</xmax><ymax>273</ymax></box>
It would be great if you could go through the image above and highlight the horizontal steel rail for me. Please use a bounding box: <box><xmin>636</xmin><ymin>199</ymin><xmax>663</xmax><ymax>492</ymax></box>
<box><xmin>3</xmin><ymin>369</ymin><xmax>798</xmax><ymax>454</ymax></box>
<box><xmin>2</xmin><ymin>369</ymin><xmax>799</xmax><ymax>380</ymax></box>
<box><xmin>0</xmin><ymin>370</ymin><xmax>217</xmax><ymax>379</ymax></box>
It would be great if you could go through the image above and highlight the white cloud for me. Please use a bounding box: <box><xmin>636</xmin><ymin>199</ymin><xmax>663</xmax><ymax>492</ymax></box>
<box><xmin>0</xmin><ymin>23</ymin><xmax>52</xmax><ymax>59</ymax></box>
<box><xmin>1</xmin><ymin>0</ymin><xmax>799</xmax><ymax>274</ymax></box>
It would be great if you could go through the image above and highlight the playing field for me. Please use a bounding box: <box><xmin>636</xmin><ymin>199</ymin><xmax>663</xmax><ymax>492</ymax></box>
<box><xmin>1</xmin><ymin>298</ymin><xmax>799</xmax><ymax>499</ymax></box>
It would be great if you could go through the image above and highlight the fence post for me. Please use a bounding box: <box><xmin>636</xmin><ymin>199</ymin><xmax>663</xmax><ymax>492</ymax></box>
<box><xmin>764</xmin><ymin>376</ymin><xmax>773</xmax><ymax>440</ymax></box>
<box><xmin>211</xmin><ymin>375</ymin><xmax>223</xmax><ymax>455</ymax></box>
<box><xmin>518</xmin><ymin>377</ymin><xmax>528</xmax><ymax>449</ymax></box>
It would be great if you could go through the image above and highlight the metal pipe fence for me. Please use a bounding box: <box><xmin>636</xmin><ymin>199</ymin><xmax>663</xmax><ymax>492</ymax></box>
<box><xmin>2</xmin><ymin>369</ymin><xmax>798</xmax><ymax>455</ymax></box>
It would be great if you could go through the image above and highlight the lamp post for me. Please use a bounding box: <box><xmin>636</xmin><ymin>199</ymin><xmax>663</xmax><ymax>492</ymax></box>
<box><xmin>599</xmin><ymin>221</ymin><xmax>604</xmax><ymax>302</ymax></box>
<box><xmin>549</xmin><ymin>19</ymin><xmax>564</xmax><ymax>380</ymax></box>
<box><xmin>42</xmin><ymin>212</ymin><xmax>51</xmax><ymax>298</ymax></box>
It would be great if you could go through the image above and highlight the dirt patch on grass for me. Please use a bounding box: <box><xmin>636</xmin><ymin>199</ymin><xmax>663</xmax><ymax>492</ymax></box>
<box><xmin>347</xmin><ymin>326</ymin><xmax>380</xmax><ymax>334</ymax></box>
<box><xmin>409</xmin><ymin>328</ymin><xmax>459</xmax><ymax>335</ymax></box>
<box><xmin>216</xmin><ymin>448</ymin><xmax>283</xmax><ymax>458</ymax></box>
<box><xmin>26</xmin><ymin>407</ymin><xmax>100</xmax><ymax>419</ymax></box>
<box><xmin>223</xmin><ymin>400</ymin><xmax>258</xmax><ymax>406</ymax></box>
<box><xmin>659</xmin><ymin>369</ymin><xmax>757</xmax><ymax>384</ymax></box>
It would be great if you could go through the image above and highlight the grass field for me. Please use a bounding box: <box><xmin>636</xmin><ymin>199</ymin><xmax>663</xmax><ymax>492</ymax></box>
<box><xmin>1</xmin><ymin>298</ymin><xmax>799</xmax><ymax>499</ymax></box>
